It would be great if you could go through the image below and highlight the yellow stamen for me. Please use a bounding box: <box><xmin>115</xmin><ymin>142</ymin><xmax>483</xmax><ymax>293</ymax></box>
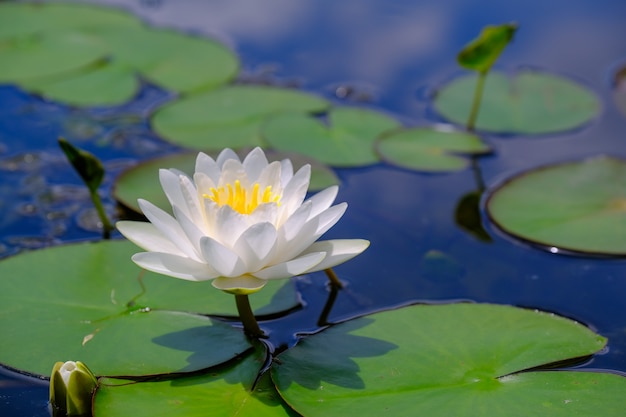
<box><xmin>203</xmin><ymin>180</ymin><xmax>281</xmax><ymax>214</ymax></box>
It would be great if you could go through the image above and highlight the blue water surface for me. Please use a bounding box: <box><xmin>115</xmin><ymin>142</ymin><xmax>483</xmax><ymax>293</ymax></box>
<box><xmin>1</xmin><ymin>0</ymin><xmax>626</xmax><ymax>415</ymax></box>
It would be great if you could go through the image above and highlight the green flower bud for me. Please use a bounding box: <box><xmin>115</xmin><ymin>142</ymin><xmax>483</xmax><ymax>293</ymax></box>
<box><xmin>50</xmin><ymin>361</ymin><xmax>98</xmax><ymax>416</ymax></box>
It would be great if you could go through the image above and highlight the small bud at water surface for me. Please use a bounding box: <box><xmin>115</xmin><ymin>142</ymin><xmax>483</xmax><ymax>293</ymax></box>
<box><xmin>50</xmin><ymin>361</ymin><xmax>97</xmax><ymax>416</ymax></box>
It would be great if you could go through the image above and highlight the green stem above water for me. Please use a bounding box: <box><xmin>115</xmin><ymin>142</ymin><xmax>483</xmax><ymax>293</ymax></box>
<box><xmin>235</xmin><ymin>294</ymin><xmax>265</xmax><ymax>338</ymax></box>
<box><xmin>467</xmin><ymin>70</ymin><xmax>487</xmax><ymax>132</ymax></box>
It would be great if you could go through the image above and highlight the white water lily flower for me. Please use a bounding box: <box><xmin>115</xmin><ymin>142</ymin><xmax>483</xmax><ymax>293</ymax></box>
<box><xmin>117</xmin><ymin>147</ymin><xmax>369</xmax><ymax>294</ymax></box>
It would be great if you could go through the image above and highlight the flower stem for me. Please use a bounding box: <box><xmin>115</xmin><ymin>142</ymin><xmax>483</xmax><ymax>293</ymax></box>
<box><xmin>324</xmin><ymin>268</ymin><xmax>343</xmax><ymax>289</ymax></box>
<box><xmin>467</xmin><ymin>70</ymin><xmax>487</xmax><ymax>132</ymax></box>
<box><xmin>234</xmin><ymin>294</ymin><xmax>265</xmax><ymax>338</ymax></box>
<box><xmin>317</xmin><ymin>284</ymin><xmax>339</xmax><ymax>326</ymax></box>
<box><xmin>89</xmin><ymin>189</ymin><xmax>114</xmax><ymax>240</ymax></box>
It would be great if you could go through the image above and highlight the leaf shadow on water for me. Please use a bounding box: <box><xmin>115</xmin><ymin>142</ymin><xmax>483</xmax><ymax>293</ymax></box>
<box><xmin>274</xmin><ymin>317</ymin><xmax>399</xmax><ymax>391</ymax></box>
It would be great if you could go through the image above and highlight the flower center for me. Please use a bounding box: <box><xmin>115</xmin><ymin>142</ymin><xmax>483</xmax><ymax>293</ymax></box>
<box><xmin>204</xmin><ymin>180</ymin><xmax>280</xmax><ymax>214</ymax></box>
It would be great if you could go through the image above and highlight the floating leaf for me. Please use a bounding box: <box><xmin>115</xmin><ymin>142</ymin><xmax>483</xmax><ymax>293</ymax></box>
<box><xmin>375</xmin><ymin>126</ymin><xmax>490</xmax><ymax>172</ymax></box>
<box><xmin>434</xmin><ymin>70</ymin><xmax>600</xmax><ymax>134</ymax></box>
<box><xmin>113</xmin><ymin>151</ymin><xmax>338</xmax><ymax>215</ymax></box>
<box><xmin>0</xmin><ymin>240</ymin><xmax>300</xmax><ymax>377</ymax></box>
<box><xmin>457</xmin><ymin>23</ymin><xmax>517</xmax><ymax>73</ymax></box>
<box><xmin>21</xmin><ymin>61</ymin><xmax>138</xmax><ymax>106</ymax></box>
<box><xmin>95</xmin><ymin>348</ymin><xmax>296</xmax><ymax>417</ymax></box>
<box><xmin>151</xmin><ymin>86</ymin><xmax>330</xmax><ymax>150</ymax></box>
<box><xmin>0</xmin><ymin>31</ymin><xmax>108</xmax><ymax>82</ymax></box>
<box><xmin>95</xmin><ymin>25</ymin><xmax>239</xmax><ymax>93</ymax></box>
<box><xmin>0</xmin><ymin>3</ymin><xmax>141</xmax><ymax>40</ymax></box>
<box><xmin>486</xmin><ymin>156</ymin><xmax>626</xmax><ymax>256</ymax></box>
<box><xmin>273</xmin><ymin>303</ymin><xmax>626</xmax><ymax>417</ymax></box>
<box><xmin>262</xmin><ymin>107</ymin><xmax>400</xmax><ymax>166</ymax></box>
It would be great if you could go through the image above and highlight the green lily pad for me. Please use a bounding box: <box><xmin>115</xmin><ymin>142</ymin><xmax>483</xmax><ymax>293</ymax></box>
<box><xmin>151</xmin><ymin>85</ymin><xmax>330</xmax><ymax>150</ymax></box>
<box><xmin>273</xmin><ymin>303</ymin><xmax>626</xmax><ymax>417</ymax></box>
<box><xmin>485</xmin><ymin>156</ymin><xmax>626</xmax><ymax>256</ymax></box>
<box><xmin>262</xmin><ymin>108</ymin><xmax>400</xmax><ymax>167</ymax></box>
<box><xmin>375</xmin><ymin>127</ymin><xmax>491</xmax><ymax>172</ymax></box>
<box><xmin>95</xmin><ymin>25</ymin><xmax>239</xmax><ymax>94</ymax></box>
<box><xmin>0</xmin><ymin>3</ymin><xmax>142</xmax><ymax>40</ymax></box>
<box><xmin>114</xmin><ymin>151</ymin><xmax>338</xmax><ymax>215</ymax></box>
<box><xmin>0</xmin><ymin>240</ymin><xmax>300</xmax><ymax>377</ymax></box>
<box><xmin>20</xmin><ymin>61</ymin><xmax>138</xmax><ymax>106</ymax></box>
<box><xmin>95</xmin><ymin>348</ymin><xmax>296</xmax><ymax>417</ymax></box>
<box><xmin>0</xmin><ymin>31</ymin><xmax>108</xmax><ymax>82</ymax></box>
<box><xmin>434</xmin><ymin>70</ymin><xmax>600</xmax><ymax>134</ymax></box>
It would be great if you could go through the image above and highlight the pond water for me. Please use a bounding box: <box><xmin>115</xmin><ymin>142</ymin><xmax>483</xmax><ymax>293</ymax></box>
<box><xmin>1</xmin><ymin>0</ymin><xmax>626</xmax><ymax>415</ymax></box>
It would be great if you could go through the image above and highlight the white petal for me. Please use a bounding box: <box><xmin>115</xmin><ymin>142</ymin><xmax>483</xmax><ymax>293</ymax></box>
<box><xmin>247</xmin><ymin>202</ymin><xmax>279</xmax><ymax>225</ymax></box>
<box><xmin>256</xmin><ymin>161</ymin><xmax>282</xmax><ymax>190</ymax></box>
<box><xmin>306</xmin><ymin>186</ymin><xmax>338</xmax><ymax>220</ymax></box>
<box><xmin>178</xmin><ymin>175</ymin><xmax>204</xmax><ymax>227</ymax></box>
<box><xmin>138</xmin><ymin>199</ymin><xmax>200</xmax><ymax>261</ymax></box>
<box><xmin>233</xmin><ymin>222</ymin><xmax>277</xmax><ymax>271</ymax></box>
<box><xmin>216</xmin><ymin>148</ymin><xmax>240</xmax><ymax>168</ymax></box>
<box><xmin>242</xmin><ymin>147</ymin><xmax>269</xmax><ymax>181</ymax></box>
<box><xmin>253</xmin><ymin>251</ymin><xmax>325</xmax><ymax>280</ymax></box>
<box><xmin>214</xmin><ymin>205</ymin><xmax>250</xmax><ymax>247</ymax></box>
<box><xmin>195</xmin><ymin>152</ymin><xmax>221</xmax><ymax>183</ymax></box>
<box><xmin>298</xmin><ymin>239</ymin><xmax>370</xmax><ymax>272</ymax></box>
<box><xmin>116</xmin><ymin>221</ymin><xmax>185</xmax><ymax>256</ymax></box>
<box><xmin>278</xmin><ymin>164</ymin><xmax>310</xmax><ymax>222</ymax></box>
<box><xmin>159</xmin><ymin>169</ymin><xmax>186</xmax><ymax>212</ymax></box>
<box><xmin>200</xmin><ymin>236</ymin><xmax>247</xmax><ymax>277</ymax></box>
<box><xmin>193</xmin><ymin>172</ymin><xmax>216</xmax><ymax>195</ymax></box>
<box><xmin>314</xmin><ymin>203</ymin><xmax>347</xmax><ymax>236</ymax></box>
<box><xmin>172</xmin><ymin>204</ymin><xmax>205</xmax><ymax>257</ymax></box>
<box><xmin>272</xmin><ymin>203</ymin><xmax>346</xmax><ymax>264</ymax></box>
<box><xmin>219</xmin><ymin>159</ymin><xmax>249</xmax><ymax>188</ymax></box>
<box><xmin>132</xmin><ymin>252</ymin><xmax>219</xmax><ymax>281</ymax></box>
<box><xmin>211</xmin><ymin>275</ymin><xmax>267</xmax><ymax>295</ymax></box>
<box><xmin>280</xmin><ymin>201</ymin><xmax>312</xmax><ymax>241</ymax></box>
<box><xmin>279</xmin><ymin>158</ymin><xmax>294</xmax><ymax>187</ymax></box>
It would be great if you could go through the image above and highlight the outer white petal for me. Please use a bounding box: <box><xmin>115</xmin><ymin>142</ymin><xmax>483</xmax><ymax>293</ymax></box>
<box><xmin>138</xmin><ymin>199</ymin><xmax>201</xmax><ymax>261</ymax></box>
<box><xmin>172</xmin><ymin>204</ymin><xmax>205</xmax><ymax>257</ymax></box>
<box><xmin>132</xmin><ymin>252</ymin><xmax>219</xmax><ymax>281</ymax></box>
<box><xmin>178</xmin><ymin>174</ymin><xmax>204</xmax><ymax>227</ymax></box>
<box><xmin>159</xmin><ymin>169</ymin><xmax>187</xmax><ymax>213</ymax></box>
<box><xmin>253</xmin><ymin>251</ymin><xmax>325</xmax><ymax>280</ymax></box>
<box><xmin>306</xmin><ymin>186</ymin><xmax>338</xmax><ymax>220</ymax></box>
<box><xmin>314</xmin><ymin>202</ymin><xmax>347</xmax><ymax>236</ymax></box>
<box><xmin>211</xmin><ymin>275</ymin><xmax>267</xmax><ymax>295</ymax></box>
<box><xmin>200</xmin><ymin>236</ymin><xmax>247</xmax><ymax>277</ymax></box>
<box><xmin>195</xmin><ymin>152</ymin><xmax>222</xmax><ymax>183</ymax></box>
<box><xmin>216</xmin><ymin>148</ymin><xmax>240</xmax><ymax>168</ymax></box>
<box><xmin>233</xmin><ymin>222</ymin><xmax>277</xmax><ymax>271</ymax></box>
<box><xmin>242</xmin><ymin>147</ymin><xmax>269</xmax><ymax>181</ymax></box>
<box><xmin>117</xmin><ymin>221</ymin><xmax>185</xmax><ymax>256</ymax></box>
<box><xmin>280</xmin><ymin>200</ymin><xmax>312</xmax><ymax>241</ymax></box>
<box><xmin>298</xmin><ymin>239</ymin><xmax>370</xmax><ymax>272</ymax></box>
<box><xmin>272</xmin><ymin>203</ymin><xmax>347</xmax><ymax>264</ymax></box>
<box><xmin>279</xmin><ymin>164</ymin><xmax>311</xmax><ymax>219</ymax></box>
